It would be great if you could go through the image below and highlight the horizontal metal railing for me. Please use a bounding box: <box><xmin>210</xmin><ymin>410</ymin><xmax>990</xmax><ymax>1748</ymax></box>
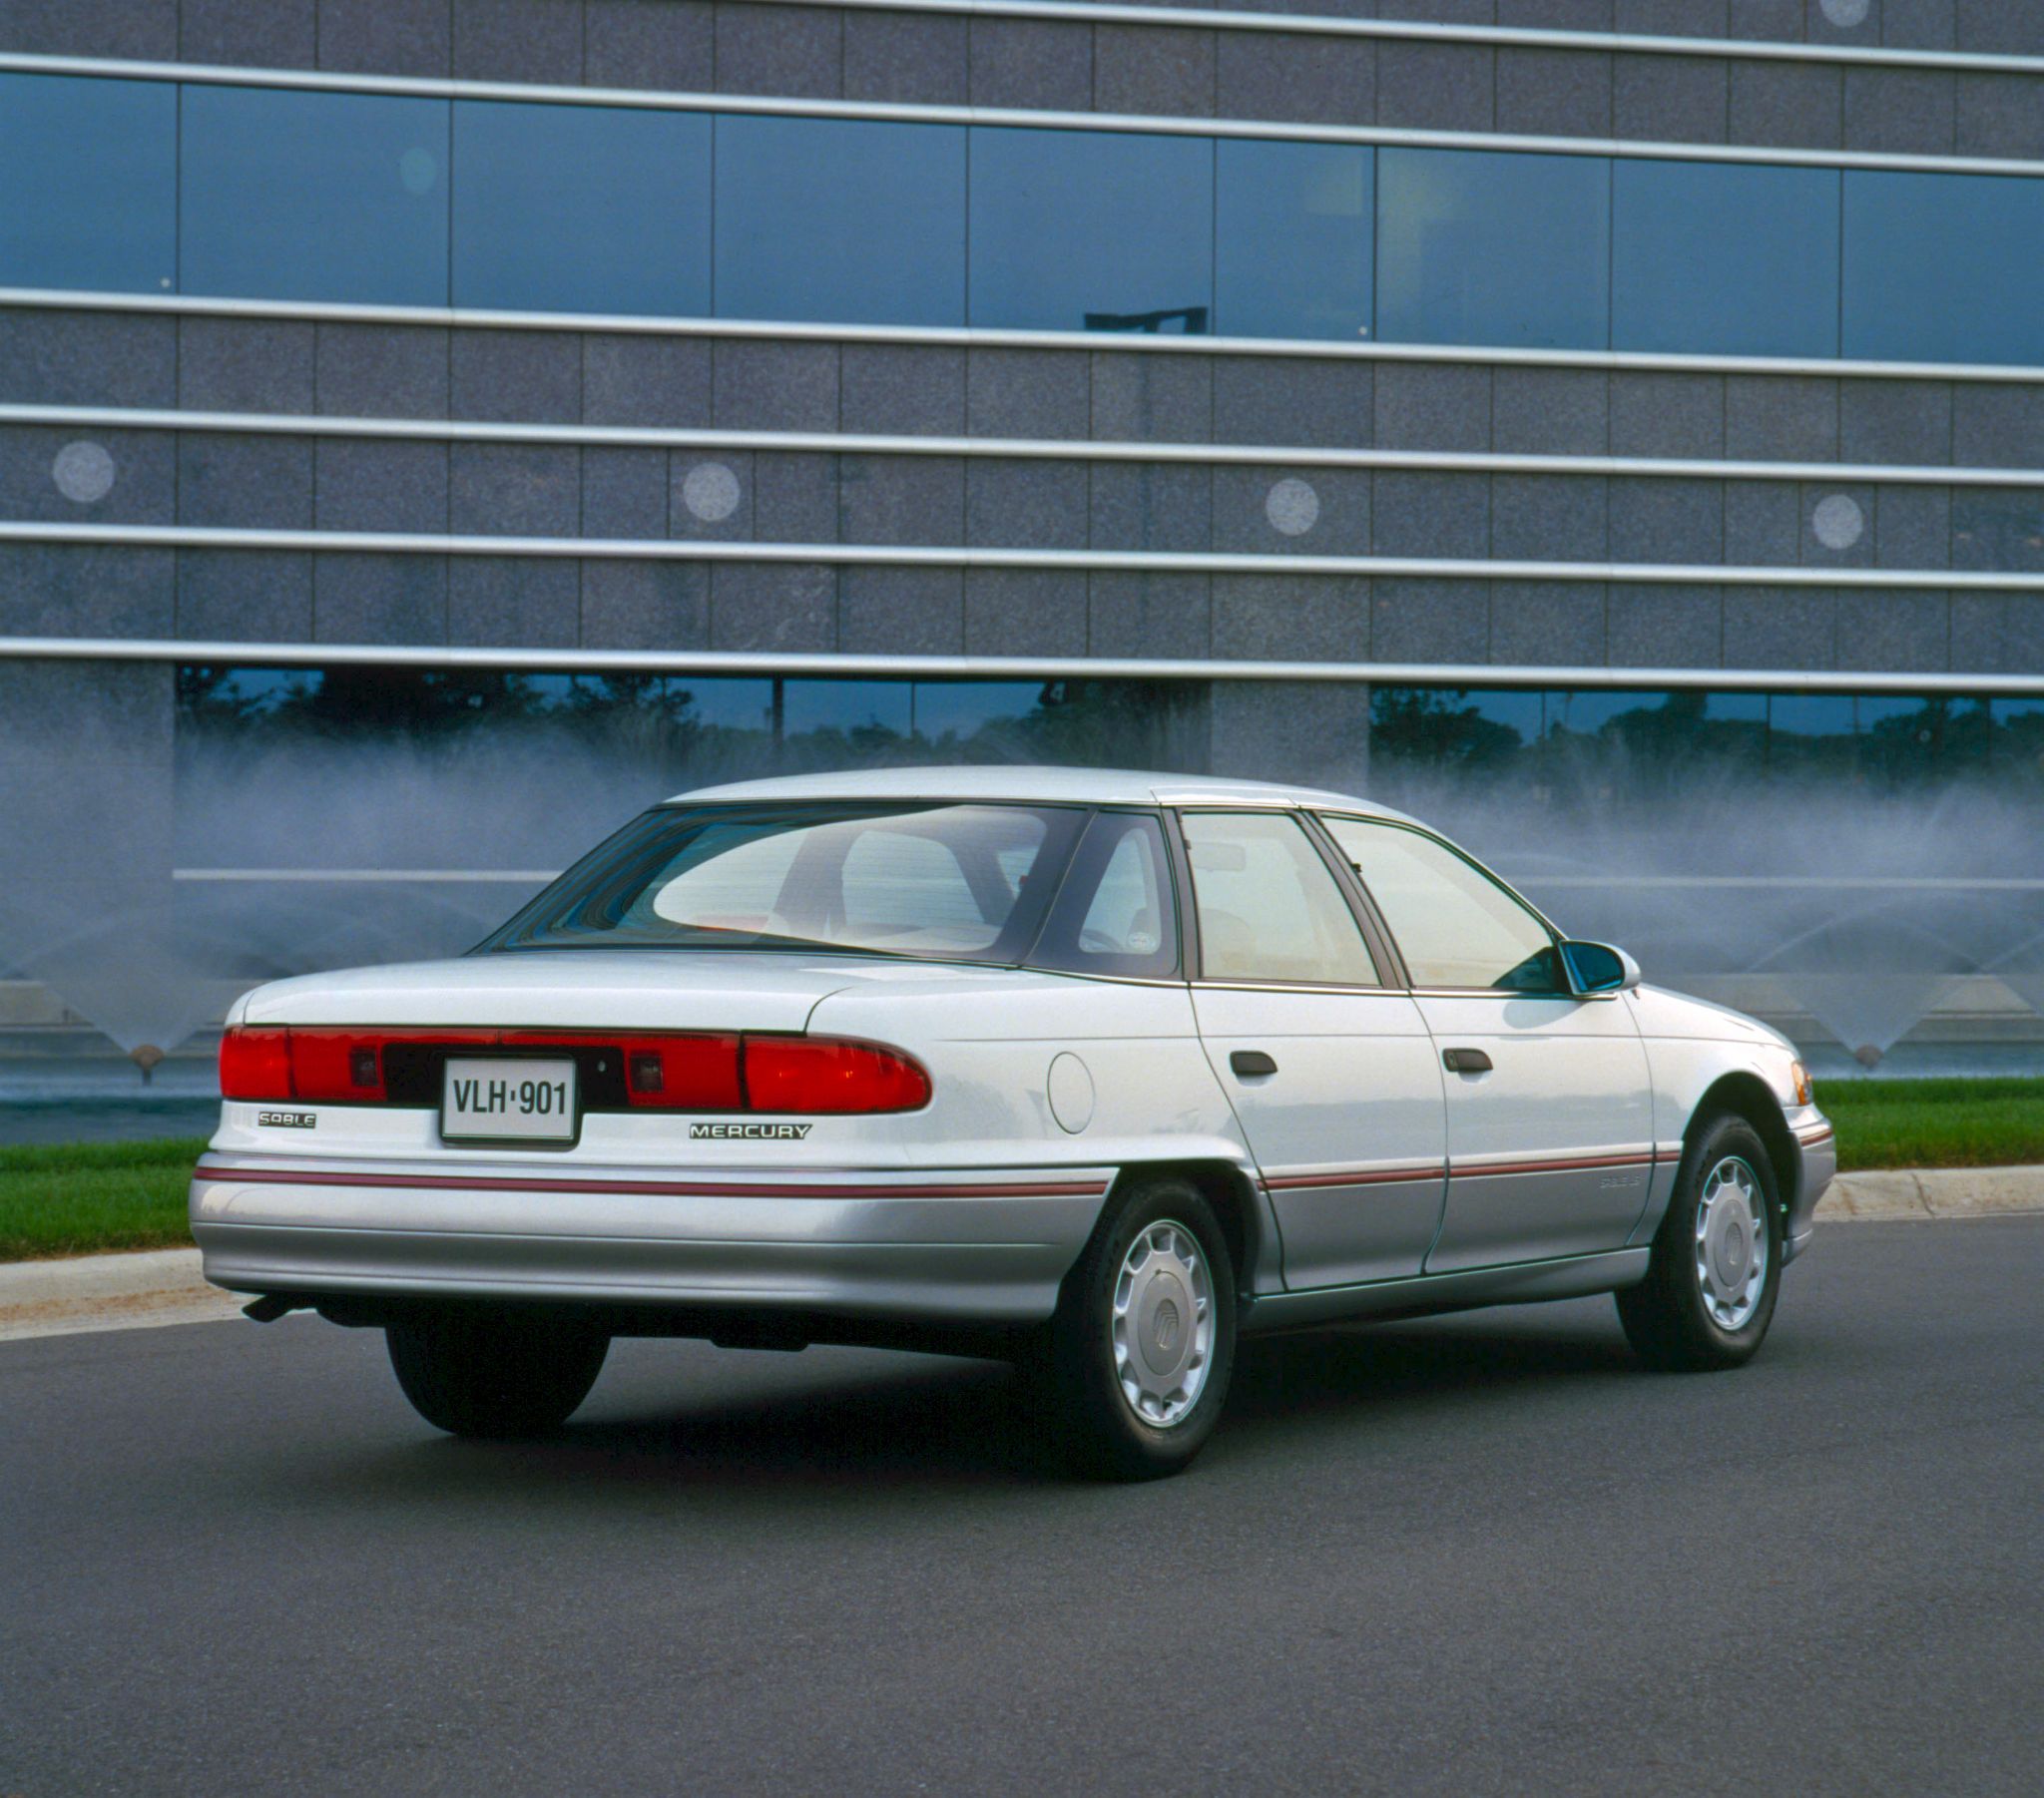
<box><xmin>5</xmin><ymin>403</ymin><xmax>2037</xmax><ymax>489</ymax></box>
<box><xmin>6</xmin><ymin>635</ymin><xmax>2043</xmax><ymax>696</ymax></box>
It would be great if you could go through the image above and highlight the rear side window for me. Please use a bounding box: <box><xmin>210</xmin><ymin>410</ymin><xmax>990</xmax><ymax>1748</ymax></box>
<box><xmin>1029</xmin><ymin>810</ymin><xmax>1179</xmax><ymax>979</ymax></box>
<box><xmin>1318</xmin><ymin>814</ymin><xmax>1562</xmax><ymax>992</ymax></box>
<box><xmin>1181</xmin><ymin>810</ymin><xmax>1379</xmax><ymax>987</ymax></box>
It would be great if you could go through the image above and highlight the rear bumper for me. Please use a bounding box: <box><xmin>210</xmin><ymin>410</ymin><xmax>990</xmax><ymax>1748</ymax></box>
<box><xmin>191</xmin><ymin>1154</ymin><xmax>1116</xmax><ymax>1326</ymax></box>
<box><xmin>1785</xmin><ymin>1122</ymin><xmax>1836</xmax><ymax>1264</ymax></box>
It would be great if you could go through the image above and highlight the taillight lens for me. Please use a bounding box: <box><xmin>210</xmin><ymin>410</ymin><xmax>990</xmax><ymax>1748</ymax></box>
<box><xmin>619</xmin><ymin>1034</ymin><xmax>743</xmax><ymax>1110</ymax></box>
<box><xmin>219</xmin><ymin>1026</ymin><xmax>291</xmax><ymax>1100</ymax></box>
<box><xmin>216</xmin><ymin>1026</ymin><xmax>928</xmax><ymax>1115</ymax></box>
<box><xmin>286</xmin><ymin>1029</ymin><xmax>389</xmax><ymax>1103</ymax></box>
<box><xmin>743</xmin><ymin>1037</ymin><xmax>931</xmax><ymax>1115</ymax></box>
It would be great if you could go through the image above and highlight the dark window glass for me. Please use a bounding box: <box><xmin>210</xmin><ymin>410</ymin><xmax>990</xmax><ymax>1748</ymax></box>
<box><xmin>452</xmin><ymin>101</ymin><xmax>710</xmax><ymax>315</ymax></box>
<box><xmin>1029</xmin><ymin>810</ymin><xmax>1180</xmax><ymax>979</ymax></box>
<box><xmin>1376</xmin><ymin>148</ymin><xmax>1609</xmax><ymax>349</ymax></box>
<box><xmin>0</xmin><ymin>75</ymin><xmax>176</xmax><ymax>293</ymax></box>
<box><xmin>1613</xmin><ymin>160</ymin><xmax>1840</xmax><ymax>357</ymax></box>
<box><xmin>969</xmin><ymin>127</ymin><xmax>1213</xmax><ymax>334</ymax></box>
<box><xmin>716</xmin><ymin>116</ymin><xmax>965</xmax><ymax>326</ymax></box>
<box><xmin>1216</xmin><ymin>140</ymin><xmax>1372</xmax><ymax>341</ymax></box>
<box><xmin>1369</xmin><ymin>686</ymin><xmax>1538</xmax><ymax>773</ymax></box>
<box><xmin>181</xmin><ymin>86</ymin><xmax>449</xmax><ymax>304</ymax></box>
<box><xmin>1843</xmin><ymin>170</ymin><xmax>2044</xmax><ymax>366</ymax></box>
<box><xmin>481</xmin><ymin>802</ymin><xmax>1085</xmax><ymax>965</ymax></box>
<box><xmin>1768</xmin><ymin>694</ymin><xmax>1858</xmax><ymax>775</ymax></box>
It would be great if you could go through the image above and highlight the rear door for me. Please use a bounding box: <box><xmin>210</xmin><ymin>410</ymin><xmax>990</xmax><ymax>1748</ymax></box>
<box><xmin>1317</xmin><ymin>814</ymin><xmax>1655</xmax><ymax>1272</ymax></box>
<box><xmin>1179</xmin><ymin>809</ymin><xmax>1447</xmax><ymax>1289</ymax></box>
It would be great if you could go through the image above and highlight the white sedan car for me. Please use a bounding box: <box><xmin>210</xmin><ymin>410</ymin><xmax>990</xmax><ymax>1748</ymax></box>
<box><xmin>194</xmin><ymin>767</ymin><xmax>1834</xmax><ymax>1479</ymax></box>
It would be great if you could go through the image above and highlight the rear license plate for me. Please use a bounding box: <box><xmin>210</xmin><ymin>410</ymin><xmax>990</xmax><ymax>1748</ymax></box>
<box><xmin>440</xmin><ymin>1057</ymin><xmax>578</xmax><ymax>1143</ymax></box>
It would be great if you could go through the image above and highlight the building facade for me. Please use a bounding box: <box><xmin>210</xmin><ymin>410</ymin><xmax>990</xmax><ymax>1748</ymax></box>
<box><xmin>2</xmin><ymin>0</ymin><xmax>2043</xmax><ymax>1063</ymax></box>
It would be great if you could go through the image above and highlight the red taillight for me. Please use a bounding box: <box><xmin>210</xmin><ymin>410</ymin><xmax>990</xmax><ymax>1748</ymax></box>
<box><xmin>743</xmin><ymin>1037</ymin><xmax>931</xmax><ymax>1115</ymax></box>
<box><xmin>219</xmin><ymin>1026</ymin><xmax>291</xmax><ymax>1100</ymax></box>
<box><xmin>216</xmin><ymin>1026</ymin><xmax>928</xmax><ymax>1115</ymax></box>
<box><xmin>619</xmin><ymin>1034</ymin><xmax>743</xmax><ymax>1110</ymax></box>
<box><xmin>285</xmin><ymin>1029</ymin><xmax>389</xmax><ymax>1103</ymax></box>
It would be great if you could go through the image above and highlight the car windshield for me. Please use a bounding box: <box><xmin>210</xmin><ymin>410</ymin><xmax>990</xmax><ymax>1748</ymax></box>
<box><xmin>479</xmin><ymin>801</ymin><xmax>1088</xmax><ymax>964</ymax></box>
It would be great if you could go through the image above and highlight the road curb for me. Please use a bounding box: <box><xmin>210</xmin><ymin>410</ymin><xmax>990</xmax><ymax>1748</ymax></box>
<box><xmin>4</xmin><ymin>1166</ymin><xmax>2042</xmax><ymax>1341</ymax></box>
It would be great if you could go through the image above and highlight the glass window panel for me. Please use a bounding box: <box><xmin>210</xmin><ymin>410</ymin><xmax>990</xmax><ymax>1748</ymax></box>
<box><xmin>1369</xmin><ymin>686</ymin><xmax>1538</xmax><ymax>771</ymax></box>
<box><xmin>1376</xmin><ymin>148</ymin><xmax>1609</xmax><ymax>349</ymax></box>
<box><xmin>781</xmin><ymin>679</ymin><xmax>913</xmax><ymax>739</ymax></box>
<box><xmin>1843</xmin><ymin>170</ymin><xmax>2044</xmax><ymax>366</ymax></box>
<box><xmin>970</xmin><ymin>127</ymin><xmax>1213</xmax><ymax>334</ymax></box>
<box><xmin>1216</xmin><ymin>140</ymin><xmax>1372</xmax><ymax>341</ymax></box>
<box><xmin>1320</xmin><ymin>816</ymin><xmax>1563</xmax><ymax>993</ymax></box>
<box><xmin>716</xmin><ymin>116</ymin><xmax>964</xmax><ymax>326</ymax></box>
<box><xmin>1030</xmin><ymin>810</ymin><xmax>1179</xmax><ymax>979</ymax></box>
<box><xmin>0</xmin><ymin>74</ymin><xmax>176</xmax><ymax>292</ymax></box>
<box><xmin>680</xmin><ymin>678</ymin><xmax>775</xmax><ymax>732</ymax></box>
<box><xmin>452</xmin><ymin>101</ymin><xmax>710</xmax><ymax>315</ymax></box>
<box><xmin>1182</xmin><ymin>811</ymin><xmax>1378</xmax><ymax>986</ymax></box>
<box><xmin>1613</xmin><ymin>160</ymin><xmax>1839</xmax><ymax>357</ymax></box>
<box><xmin>909</xmin><ymin>681</ymin><xmax>1047</xmax><ymax>744</ymax></box>
<box><xmin>181</xmin><ymin>86</ymin><xmax>449</xmax><ymax>303</ymax></box>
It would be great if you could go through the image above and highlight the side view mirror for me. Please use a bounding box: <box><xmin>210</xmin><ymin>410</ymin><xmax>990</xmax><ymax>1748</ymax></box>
<box><xmin>1562</xmin><ymin>940</ymin><xmax>1641</xmax><ymax>998</ymax></box>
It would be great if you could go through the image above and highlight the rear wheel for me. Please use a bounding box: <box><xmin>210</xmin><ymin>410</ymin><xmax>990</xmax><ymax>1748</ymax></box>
<box><xmin>1034</xmin><ymin>1176</ymin><xmax>1237</xmax><ymax>1481</ymax></box>
<box><xmin>385</xmin><ymin>1308</ymin><xmax>609</xmax><ymax>1438</ymax></box>
<box><xmin>1617</xmin><ymin>1114</ymin><xmax>1784</xmax><ymax>1372</ymax></box>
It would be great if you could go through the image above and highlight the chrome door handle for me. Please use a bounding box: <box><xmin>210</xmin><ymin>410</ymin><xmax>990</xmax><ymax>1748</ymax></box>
<box><xmin>1230</xmin><ymin>1050</ymin><xmax>1278</xmax><ymax>1078</ymax></box>
<box><xmin>1442</xmin><ymin>1048</ymin><xmax>1493</xmax><ymax>1074</ymax></box>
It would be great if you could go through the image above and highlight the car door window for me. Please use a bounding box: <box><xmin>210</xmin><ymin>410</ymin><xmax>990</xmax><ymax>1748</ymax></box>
<box><xmin>1182</xmin><ymin>811</ymin><xmax>1378</xmax><ymax>986</ymax></box>
<box><xmin>1029</xmin><ymin>810</ymin><xmax>1178</xmax><ymax>978</ymax></box>
<box><xmin>1318</xmin><ymin>815</ymin><xmax>1562</xmax><ymax>992</ymax></box>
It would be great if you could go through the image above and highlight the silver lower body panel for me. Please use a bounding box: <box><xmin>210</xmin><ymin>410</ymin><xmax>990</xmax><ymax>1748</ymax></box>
<box><xmin>191</xmin><ymin>1154</ymin><xmax>1116</xmax><ymax>1325</ymax></box>
<box><xmin>1243</xmin><ymin>1247</ymin><xmax>1652</xmax><ymax>1335</ymax></box>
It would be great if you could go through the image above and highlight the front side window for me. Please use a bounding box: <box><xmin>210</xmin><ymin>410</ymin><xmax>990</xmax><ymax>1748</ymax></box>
<box><xmin>1319</xmin><ymin>816</ymin><xmax>1562</xmax><ymax>992</ymax></box>
<box><xmin>481</xmin><ymin>802</ymin><xmax>1084</xmax><ymax>964</ymax></box>
<box><xmin>1182</xmin><ymin>811</ymin><xmax>1378</xmax><ymax>987</ymax></box>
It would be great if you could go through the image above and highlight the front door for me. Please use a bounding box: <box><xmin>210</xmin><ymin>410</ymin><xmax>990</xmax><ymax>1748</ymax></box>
<box><xmin>1318</xmin><ymin>813</ymin><xmax>1655</xmax><ymax>1272</ymax></box>
<box><xmin>1181</xmin><ymin>809</ymin><xmax>1448</xmax><ymax>1289</ymax></box>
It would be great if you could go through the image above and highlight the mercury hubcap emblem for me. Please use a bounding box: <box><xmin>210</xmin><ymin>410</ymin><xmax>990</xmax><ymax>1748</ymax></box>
<box><xmin>1695</xmin><ymin>1155</ymin><xmax>1769</xmax><ymax>1330</ymax></box>
<box><xmin>1111</xmin><ymin>1220</ymin><xmax>1214</xmax><ymax>1428</ymax></box>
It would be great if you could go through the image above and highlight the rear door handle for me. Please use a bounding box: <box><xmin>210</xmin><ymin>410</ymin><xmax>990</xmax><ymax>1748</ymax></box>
<box><xmin>1442</xmin><ymin>1048</ymin><xmax>1493</xmax><ymax>1074</ymax></box>
<box><xmin>1230</xmin><ymin>1050</ymin><xmax>1278</xmax><ymax>1078</ymax></box>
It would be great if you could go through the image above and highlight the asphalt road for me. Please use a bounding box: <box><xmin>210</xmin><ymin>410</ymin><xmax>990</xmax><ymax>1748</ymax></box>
<box><xmin>4</xmin><ymin>1218</ymin><xmax>2040</xmax><ymax>1797</ymax></box>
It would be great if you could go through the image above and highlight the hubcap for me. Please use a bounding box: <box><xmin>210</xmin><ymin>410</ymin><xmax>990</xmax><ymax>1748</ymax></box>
<box><xmin>1111</xmin><ymin>1220</ymin><xmax>1214</xmax><ymax>1428</ymax></box>
<box><xmin>1694</xmin><ymin>1154</ymin><xmax>1769</xmax><ymax>1330</ymax></box>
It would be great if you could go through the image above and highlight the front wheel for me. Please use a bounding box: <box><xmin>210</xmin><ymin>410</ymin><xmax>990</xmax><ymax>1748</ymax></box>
<box><xmin>1035</xmin><ymin>1177</ymin><xmax>1238</xmax><ymax>1481</ymax></box>
<box><xmin>1617</xmin><ymin>1114</ymin><xmax>1784</xmax><ymax>1372</ymax></box>
<box><xmin>385</xmin><ymin>1308</ymin><xmax>609</xmax><ymax>1438</ymax></box>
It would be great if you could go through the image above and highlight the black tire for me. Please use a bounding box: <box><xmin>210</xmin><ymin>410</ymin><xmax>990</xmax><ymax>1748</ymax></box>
<box><xmin>1035</xmin><ymin>1176</ymin><xmax>1238</xmax><ymax>1482</ymax></box>
<box><xmin>1617</xmin><ymin>1113</ymin><xmax>1785</xmax><ymax>1372</ymax></box>
<box><xmin>385</xmin><ymin>1308</ymin><xmax>609</xmax><ymax>1439</ymax></box>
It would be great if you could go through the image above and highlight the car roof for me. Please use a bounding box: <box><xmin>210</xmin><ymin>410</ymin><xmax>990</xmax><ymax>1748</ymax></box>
<box><xmin>668</xmin><ymin>764</ymin><xmax>1412</xmax><ymax>818</ymax></box>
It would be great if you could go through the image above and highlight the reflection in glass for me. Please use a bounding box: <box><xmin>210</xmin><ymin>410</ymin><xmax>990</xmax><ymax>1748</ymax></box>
<box><xmin>1376</xmin><ymin>148</ymin><xmax>1609</xmax><ymax>348</ymax></box>
<box><xmin>1216</xmin><ymin>141</ymin><xmax>1372</xmax><ymax>341</ymax></box>
<box><xmin>781</xmin><ymin>678</ymin><xmax>914</xmax><ymax>742</ymax></box>
<box><xmin>910</xmin><ymin>682</ymin><xmax>1048</xmax><ymax>743</ymax></box>
<box><xmin>717</xmin><ymin>116</ymin><xmax>965</xmax><ymax>326</ymax></box>
<box><xmin>1843</xmin><ymin>170</ymin><xmax>2044</xmax><ymax>366</ymax></box>
<box><xmin>0</xmin><ymin>75</ymin><xmax>176</xmax><ymax>293</ymax></box>
<box><xmin>1371</xmin><ymin>687</ymin><xmax>1538</xmax><ymax>771</ymax></box>
<box><xmin>1613</xmin><ymin>160</ymin><xmax>1839</xmax><ymax>357</ymax></box>
<box><xmin>969</xmin><ymin>128</ymin><xmax>1212</xmax><ymax>332</ymax></box>
<box><xmin>453</xmin><ymin>102</ymin><xmax>711</xmax><ymax>315</ymax></box>
<box><xmin>181</xmin><ymin>86</ymin><xmax>449</xmax><ymax>303</ymax></box>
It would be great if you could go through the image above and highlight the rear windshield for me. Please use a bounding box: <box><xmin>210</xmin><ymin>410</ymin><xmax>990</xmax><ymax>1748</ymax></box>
<box><xmin>480</xmin><ymin>801</ymin><xmax>1088</xmax><ymax>964</ymax></box>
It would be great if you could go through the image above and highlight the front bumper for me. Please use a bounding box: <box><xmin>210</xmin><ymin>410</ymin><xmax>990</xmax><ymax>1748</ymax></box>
<box><xmin>191</xmin><ymin>1153</ymin><xmax>1116</xmax><ymax>1326</ymax></box>
<box><xmin>1785</xmin><ymin>1118</ymin><xmax>1836</xmax><ymax>1263</ymax></box>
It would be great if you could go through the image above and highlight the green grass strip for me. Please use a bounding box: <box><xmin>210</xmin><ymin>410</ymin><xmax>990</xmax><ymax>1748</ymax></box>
<box><xmin>0</xmin><ymin>1136</ymin><xmax>210</xmax><ymax>1261</ymax></box>
<box><xmin>1815</xmin><ymin>1077</ymin><xmax>2044</xmax><ymax>1172</ymax></box>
